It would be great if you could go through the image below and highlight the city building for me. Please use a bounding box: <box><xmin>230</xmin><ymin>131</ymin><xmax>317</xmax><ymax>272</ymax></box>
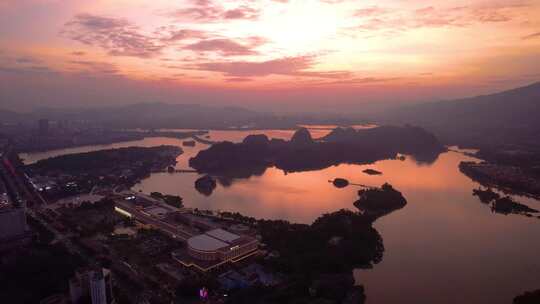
<box><xmin>69</xmin><ymin>268</ymin><xmax>114</xmax><ymax>304</ymax></box>
<box><xmin>0</xmin><ymin>202</ymin><xmax>28</xmax><ymax>238</ymax></box>
<box><xmin>115</xmin><ymin>197</ymin><xmax>259</xmax><ymax>272</ymax></box>
<box><xmin>0</xmin><ymin>137</ymin><xmax>9</xmax><ymax>150</ymax></box>
<box><xmin>173</xmin><ymin>228</ymin><xmax>259</xmax><ymax>272</ymax></box>
<box><xmin>39</xmin><ymin>119</ymin><xmax>49</xmax><ymax>136</ymax></box>
<box><xmin>0</xmin><ymin>185</ymin><xmax>31</xmax><ymax>251</ymax></box>
<box><xmin>89</xmin><ymin>270</ymin><xmax>108</xmax><ymax>304</ymax></box>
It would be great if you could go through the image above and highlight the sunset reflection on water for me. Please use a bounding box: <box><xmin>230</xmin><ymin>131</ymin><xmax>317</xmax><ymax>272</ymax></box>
<box><xmin>21</xmin><ymin>130</ymin><xmax>540</xmax><ymax>304</ymax></box>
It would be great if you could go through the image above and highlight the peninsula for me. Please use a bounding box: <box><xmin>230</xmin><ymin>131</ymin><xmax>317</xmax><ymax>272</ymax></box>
<box><xmin>459</xmin><ymin>146</ymin><xmax>540</xmax><ymax>199</ymax></box>
<box><xmin>27</xmin><ymin>146</ymin><xmax>182</xmax><ymax>198</ymax></box>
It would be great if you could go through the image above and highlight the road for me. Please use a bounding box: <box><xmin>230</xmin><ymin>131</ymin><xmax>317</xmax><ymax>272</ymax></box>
<box><xmin>192</xmin><ymin>135</ymin><xmax>217</xmax><ymax>145</ymax></box>
<box><xmin>115</xmin><ymin>201</ymin><xmax>193</xmax><ymax>240</ymax></box>
<box><xmin>1</xmin><ymin>148</ymin><xmax>48</xmax><ymax>207</ymax></box>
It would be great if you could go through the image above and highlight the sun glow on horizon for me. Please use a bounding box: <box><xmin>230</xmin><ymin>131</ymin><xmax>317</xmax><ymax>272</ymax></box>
<box><xmin>1</xmin><ymin>0</ymin><xmax>540</xmax><ymax>109</ymax></box>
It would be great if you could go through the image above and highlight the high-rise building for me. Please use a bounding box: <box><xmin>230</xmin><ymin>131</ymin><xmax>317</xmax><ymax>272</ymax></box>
<box><xmin>38</xmin><ymin>119</ymin><xmax>49</xmax><ymax>136</ymax></box>
<box><xmin>58</xmin><ymin>120</ymin><xmax>70</xmax><ymax>130</ymax></box>
<box><xmin>89</xmin><ymin>270</ymin><xmax>107</xmax><ymax>304</ymax></box>
<box><xmin>69</xmin><ymin>268</ymin><xmax>115</xmax><ymax>304</ymax></box>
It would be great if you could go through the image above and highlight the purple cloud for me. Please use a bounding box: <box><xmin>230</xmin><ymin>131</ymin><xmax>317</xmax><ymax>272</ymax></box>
<box><xmin>62</xmin><ymin>14</ymin><xmax>214</xmax><ymax>58</ymax></box>
<box><xmin>162</xmin><ymin>29</ymin><xmax>207</xmax><ymax>42</ymax></box>
<box><xmin>225</xmin><ymin>77</ymin><xmax>253</xmax><ymax>82</ymax></box>
<box><xmin>170</xmin><ymin>0</ymin><xmax>260</xmax><ymax>22</ymax></box>
<box><xmin>184</xmin><ymin>36</ymin><xmax>267</xmax><ymax>56</ymax></box>
<box><xmin>68</xmin><ymin>60</ymin><xmax>120</xmax><ymax>75</ymax></box>
<box><xmin>188</xmin><ymin>55</ymin><xmax>352</xmax><ymax>79</ymax></box>
<box><xmin>185</xmin><ymin>39</ymin><xmax>257</xmax><ymax>56</ymax></box>
<box><xmin>15</xmin><ymin>56</ymin><xmax>42</xmax><ymax>64</ymax></box>
<box><xmin>223</xmin><ymin>6</ymin><xmax>259</xmax><ymax>20</ymax></box>
<box><xmin>354</xmin><ymin>6</ymin><xmax>389</xmax><ymax>17</ymax></box>
<box><xmin>352</xmin><ymin>4</ymin><xmax>518</xmax><ymax>34</ymax></box>
<box><xmin>62</xmin><ymin>14</ymin><xmax>164</xmax><ymax>58</ymax></box>
<box><xmin>0</xmin><ymin>64</ymin><xmax>54</xmax><ymax>74</ymax></box>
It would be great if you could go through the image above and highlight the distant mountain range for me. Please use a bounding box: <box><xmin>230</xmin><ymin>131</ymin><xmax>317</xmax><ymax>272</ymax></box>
<box><xmin>382</xmin><ymin>82</ymin><xmax>540</xmax><ymax>148</ymax></box>
<box><xmin>0</xmin><ymin>103</ymin><xmax>276</xmax><ymax>129</ymax></box>
<box><xmin>2</xmin><ymin>82</ymin><xmax>539</xmax><ymax>148</ymax></box>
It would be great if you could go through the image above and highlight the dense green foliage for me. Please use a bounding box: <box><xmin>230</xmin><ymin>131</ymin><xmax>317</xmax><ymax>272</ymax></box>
<box><xmin>27</xmin><ymin>215</ymin><xmax>55</xmax><ymax>244</ymax></box>
<box><xmin>150</xmin><ymin>191</ymin><xmax>183</xmax><ymax>208</ymax></box>
<box><xmin>259</xmin><ymin>210</ymin><xmax>383</xmax><ymax>275</ymax></box>
<box><xmin>471</xmin><ymin>187</ymin><xmax>538</xmax><ymax>217</ymax></box>
<box><xmin>385</xmin><ymin>82</ymin><xmax>540</xmax><ymax>148</ymax></box>
<box><xmin>60</xmin><ymin>198</ymin><xmax>120</xmax><ymax>237</ymax></box>
<box><xmin>31</xmin><ymin>145</ymin><xmax>181</xmax><ymax>172</ymax></box>
<box><xmin>492</xmin><ymin>197</ymin><xmax>538</xmax><ymax>215</ymax></box>
<box><xmin>190</xmin><ymin>126</ymin><xmax>444</xmax><ymax>178</ymax></box>
<box><xmin>460</xmin><ymin>161</ymin><xmax>540</xmax><ymax>199</ymax></box>
<box><xmin>472</xmin><ymin>187</ymin><xmax>500</xmax><ymax>204</ymax></box>
<box><xmin>221</xmin><ymin>209</ymin><xmax>379</xmax><ymax>303</ymax></box>
<box><xmin>354</xmin><ymin>183</ymin><xmax>407</xmax><ymax>216</ymax></box>
<box><xmin>0</xmin><ymin>244</ymin><xmax>85</xmax><ymax>303</ymax></box>
<box><xmin>514</xmin><ymin>289</ymin><xmax>540</xmax><ymax>304</ymax></box>
<box><xmin>219</xmin><ymin>211</ymin><xmax>258</xmax><ymax>225</ymax></box>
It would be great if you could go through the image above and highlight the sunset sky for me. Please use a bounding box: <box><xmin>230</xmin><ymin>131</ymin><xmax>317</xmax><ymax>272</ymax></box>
<box><xmin>1</xmin><ymin>0</ymin><xmax>540</xmax><ymax>111</ymax></box>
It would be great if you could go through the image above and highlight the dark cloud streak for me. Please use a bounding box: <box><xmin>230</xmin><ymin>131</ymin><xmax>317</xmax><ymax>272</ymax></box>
<box><xmin>189</xmin><ymin>55</ymin><xmax>352</xmax><ymax>79</ymax></box>
<box><xmin>61</xmin><ymin>14</ymin><xmax>164</xmax><ymax>58</ymax></box>
<box><xmin>522</xmin><ymin>31</ymin><xmax>540</xmax><ymax>40</ymax></box>
<box><xmin>351</xmin><ymin>4</ymin><xmax>520</xmax><ymax>34</ymax></box>
<box><xmin>183</xmin><ymin>36</ymin><xmax>267</xmax><ymax>56</ymax></box>
<box><xmin>170</xmin><ymin>0</ymin><xmax>259</xmax><ymax>22</ymax></box>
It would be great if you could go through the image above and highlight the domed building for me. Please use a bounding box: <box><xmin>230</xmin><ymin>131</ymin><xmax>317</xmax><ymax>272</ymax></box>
<box><xmin>174</xmin><ymin>228</ymin><xmax>259</xmax><ymax>272</ymax></box>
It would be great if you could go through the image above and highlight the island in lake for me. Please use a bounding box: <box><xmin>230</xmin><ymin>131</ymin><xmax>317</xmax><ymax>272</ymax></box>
<box><xmin>332</xmin><ymin>178</ymin><xmax>349</xmax><ymax>188</ymax></box>
<box><xmin>194</xmin><ymin>175</ymin><xmax>217</xmax><ymax>196</ymax></box>
<box><xmin>189</xmin><ymin>126</ymin><xmax>445</xmax><ymax>178</ymax></box>
<box><xmin>354</xmin><ymin>183</ymin><xmax>408</xmax><ymax>218</ymax></box>
<box><xmin>472</xmin><ymin>187</ymin><xmax>538</xmax><ymax>218</ymax></box>
<box><xmin>363</xmin><ymin>168</ymin><xmax>382</xmax><ymax>175</ymax></box>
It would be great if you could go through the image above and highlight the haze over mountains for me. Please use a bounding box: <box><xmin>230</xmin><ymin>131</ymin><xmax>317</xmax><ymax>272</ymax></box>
<box><xmin>0</xmin><ymin>103</ymin><xmax>357</xmax><ymax>130</ymax></box>
<box><xmin>0</xmin><ymin>104</ymin><xmax>268</xmax><ymax>129</ymax></box>
<box><xmin>382</xmin><ymin>82</ymin><xmax>540</xmax><ymax>148</ymax></box>
<box><xmin>1</xmin><ymin>82</ymin><xmax>539</xmax><ymax>148</ymax></box>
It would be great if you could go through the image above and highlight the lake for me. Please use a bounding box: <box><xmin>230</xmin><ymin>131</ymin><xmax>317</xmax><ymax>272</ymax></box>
<box><xmin>20</xmin><ymin>129</ymin><xmax>540</xmax><ymax>304</ymax></box>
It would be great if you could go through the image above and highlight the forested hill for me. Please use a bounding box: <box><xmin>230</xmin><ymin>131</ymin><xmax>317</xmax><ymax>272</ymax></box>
<box><xmin>382</xmin><ymin>82</ymin><xmax>540</xmax><ymax>148</ymax></box>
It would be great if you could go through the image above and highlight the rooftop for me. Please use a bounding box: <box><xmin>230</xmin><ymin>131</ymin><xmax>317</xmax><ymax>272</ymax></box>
<box><xmin>206</xmin><ymin>228</ymin><xmax>241</xmax><ymax>243</ymax></box>
<box><xmin>188</xmin><ymin>234</ymin><xmax>229</xmax><ymax>252</ymax></box>
<box><xmin>144</xmin><ymin>206</ymin><xmax>172</xmax><ymax>217</ymax></box>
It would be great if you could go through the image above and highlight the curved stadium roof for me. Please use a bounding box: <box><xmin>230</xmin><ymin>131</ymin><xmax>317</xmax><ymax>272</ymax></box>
<box><xmin>188</xmin><ymin>234</ymin><xmax>228</xmax><ymax>252</ymax></box>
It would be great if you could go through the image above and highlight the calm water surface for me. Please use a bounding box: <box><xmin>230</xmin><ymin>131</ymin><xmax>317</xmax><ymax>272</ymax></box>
<box><xmin>21</xmin><ymin>130</ymin><xmax>540</xmax><ymax>304</ymax></box>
